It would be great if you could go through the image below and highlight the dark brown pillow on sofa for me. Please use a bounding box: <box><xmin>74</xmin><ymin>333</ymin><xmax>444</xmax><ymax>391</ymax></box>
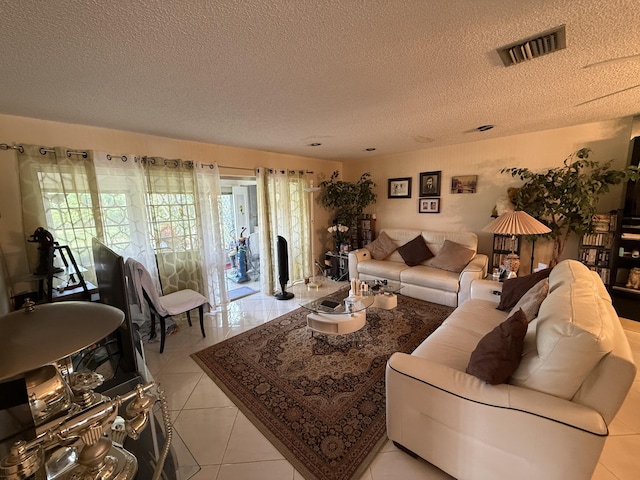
<box><xmin>496</xmin><ymin>268</ymin><xmax>553</xmax><ymax>311</ymax></box>
<box><xmin>466</xmin><ymin>308</ymin><xmax>528</xmax><ymax>385</ymax></box>
<box><xmin>397</xmin><ymin>235</ymin><xmax>434</xmax><ymax>266</ymax></box>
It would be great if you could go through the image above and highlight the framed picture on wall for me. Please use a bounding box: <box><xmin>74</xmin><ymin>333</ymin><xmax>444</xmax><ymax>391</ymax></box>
<box><xmin>419</xmin><ymin>197</ymin><xmax>440</xmax><ymax>213</ymax></box>
<box><xmin>451</xmin><ymin>175</ymin><xmax>478</xmax><ymax>194</ymax></box>
<box><xmin>419</xmin><ymin>171</ymin><xmax>441</xmax><ymax>197</ymax></box>
<box><xmin>388</xmin><ymin>177</ymin><xmax>412</xmax><ymax>198</ymax></box>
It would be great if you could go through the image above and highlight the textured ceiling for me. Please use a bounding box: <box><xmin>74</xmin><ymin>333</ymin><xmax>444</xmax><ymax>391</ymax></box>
<box><xmin>1</xmin><ymin>0</ymin><xmax>639</xmax><ymax>160</ymax></box>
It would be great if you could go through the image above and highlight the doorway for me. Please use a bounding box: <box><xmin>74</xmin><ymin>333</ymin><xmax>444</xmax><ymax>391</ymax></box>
<box><xmin>219</xmin><ymin>177</ymin><xmax>261</xmax><ymax>300</ymax></box>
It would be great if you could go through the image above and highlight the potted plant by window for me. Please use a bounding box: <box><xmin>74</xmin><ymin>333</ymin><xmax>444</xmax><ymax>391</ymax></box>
<box><xmin>319</xmin><ymin>171</ymin><xmax>377</xmax><ymax>248</ymax></box>
<box><xmin>502</xmin><ymin>148</ymin><xmax>640</xmax><ymax>266</ymax></box>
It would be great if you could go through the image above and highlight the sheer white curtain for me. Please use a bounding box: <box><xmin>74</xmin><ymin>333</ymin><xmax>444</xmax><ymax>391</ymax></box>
<box><xmin>256</xmin><ymin>168</ymin><xmax>311</xmax><ymax>294</ymax></box>
<box><xmin>17</xmin><ymin>145</ymin><xmax>227</xmax><ymax>310</ymax></box>
<box><xmin>18</xmin><ymin>145</ymin><xmax>101</xmax><ymax>281</ymax></box>
<box><xmin>93</xmin><ymin>152</ymin><xmax>157</xmax><ymax>273</ymax></box>
<box><xmin>195</xmin><ymin>163</ymin><xmax>228</xmax><ymax>306</ymax></box>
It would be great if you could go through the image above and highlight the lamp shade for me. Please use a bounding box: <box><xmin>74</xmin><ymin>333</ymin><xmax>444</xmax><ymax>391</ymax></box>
<box><xmin>482</xmin><ymin>210</ymin><xmax>551</xmax><ymax>236</ymax></box>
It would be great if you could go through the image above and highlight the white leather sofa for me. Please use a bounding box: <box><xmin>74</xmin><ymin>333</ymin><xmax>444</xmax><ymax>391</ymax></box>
<box><xmin>348</xmin><ymin>229</ymin><xmax>488</xmax><ymax>307</ymax></box>
<box><xmin>386</xmin><ymin>260</ymin><xmax>636</xmax><ymax>480</ymax></box>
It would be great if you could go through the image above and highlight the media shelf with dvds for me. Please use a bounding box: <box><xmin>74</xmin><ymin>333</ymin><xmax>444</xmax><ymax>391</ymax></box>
<box><xmin>577</xmin><ymin>211</ymin><xmax>617</xmax><ymax>286</ymax></box>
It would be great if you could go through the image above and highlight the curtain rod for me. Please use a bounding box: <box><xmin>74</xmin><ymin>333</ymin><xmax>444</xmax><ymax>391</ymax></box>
<box><xmin>217</xmin><ymin>164</ymin><xmax>255</xmax><ymax>172</ymax></box>
<box><xmin>2</xmin><ymin>143</ymin><xmax>314</xmax><ymax>175</ymax></box>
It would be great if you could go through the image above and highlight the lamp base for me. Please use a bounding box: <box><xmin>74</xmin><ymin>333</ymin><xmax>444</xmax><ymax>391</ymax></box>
<box><xmin>504</xmin><ymin>253</ymin><xmax>520</xmax><ymax>277</ymax></box>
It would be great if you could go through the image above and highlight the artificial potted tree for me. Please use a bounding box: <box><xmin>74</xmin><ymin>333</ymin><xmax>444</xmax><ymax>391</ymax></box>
<box><xmin>319</xmin><ymin>171</ymin><xmax>377</xmax><ymax>250</ymax></box>
<box><xmin>502</xmin><ymin>148</ymin><xmax>640</xmax><ymax>266</ymax></box>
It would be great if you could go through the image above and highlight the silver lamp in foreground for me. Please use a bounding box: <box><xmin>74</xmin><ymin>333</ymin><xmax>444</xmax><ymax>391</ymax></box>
<box><xmin>482</xmin><ymin>210</ymin><xmax>551</xmax><ymax>277</ymax></box>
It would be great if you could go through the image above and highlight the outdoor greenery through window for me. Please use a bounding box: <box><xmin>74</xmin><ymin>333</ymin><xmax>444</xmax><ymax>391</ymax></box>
<box><xmin>146</xmin><ymin>193</ymin><xmax>199</xmax><ymax>252</ymax></box>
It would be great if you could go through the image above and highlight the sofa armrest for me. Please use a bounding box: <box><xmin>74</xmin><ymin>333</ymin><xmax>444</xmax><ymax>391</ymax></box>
<box><xmin>470</xmin><ymin>278</ymin><xmax>503</xmax><ymax>303</ymax></box>
<box><xmin>387</xmin><ymin>352</ymin><xmax>608</xmax><ymax>435</ymax></box>
<box><xmin>348</xmin><ymin>248</ymin><xmax>371</xmax><ymax>280</ymax></box>
<box><xmin>457</xmin><ymin>254</ymin><xmax>489</xmax><ymax>304</ymax></box>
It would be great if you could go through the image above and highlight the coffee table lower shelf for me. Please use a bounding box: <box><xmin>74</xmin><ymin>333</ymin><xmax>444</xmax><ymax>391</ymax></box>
<box><xmin>306</xmin><ymin>310</ymin><xmax>367</xmax><ymax>335</ymax></box>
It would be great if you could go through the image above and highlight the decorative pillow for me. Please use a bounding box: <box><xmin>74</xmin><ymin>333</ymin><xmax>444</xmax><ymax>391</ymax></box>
<box><xmin>397</xmin><ymin>235</ymin><xmax>434</xmax><ymax>266</ymax></box>
<box><xmin>466</xmin><ymin>309</ymin><xmax>528</xmax><ymax>385</ymax></box>
<box><xmin>508</xmin><ymin>278</ymin><xmax>549</xmax><ymax>322</ymax></box>
<box><xmin>429</xmin><ymin>240</ymin><xmax>475</xmax><ymax>273</ymax></box>
<box><xmin>497</xmin><ymin>268</ymin><xmax>552</xmax><ymax>311</ymax></box>
<box><xmin>365</xmin><ymin>231</ymin><xmax>397</xmax><ymax>260</ymax></box>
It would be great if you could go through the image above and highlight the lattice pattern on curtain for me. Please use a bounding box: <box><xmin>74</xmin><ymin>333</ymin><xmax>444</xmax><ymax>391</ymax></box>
<box><xmin>18</xmin><ymin>145</ymin><xmax>101</xmax><ymax>283</ymax></box>
<box><xmin>257</xmin><ymin>168</ymin><xmax>311</xmax><ymax>294</ymax></box>
<box><xmin>17</xmin><ymin>145</ymin><xmax>226</xmax><ymax>308</ymax></box>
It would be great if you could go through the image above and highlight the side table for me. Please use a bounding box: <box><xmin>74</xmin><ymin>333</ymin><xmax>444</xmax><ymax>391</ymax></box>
<box><xmin>470</xmin><ymin>278</ymin><xmax>503</xmax><ymax>303</ymax></box>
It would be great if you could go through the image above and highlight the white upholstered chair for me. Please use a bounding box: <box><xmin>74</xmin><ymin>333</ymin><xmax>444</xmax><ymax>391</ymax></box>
<box><xmin>125</xmin><ymin>258</ymin><xmax>209</xmax><ymax>353</ymax></box>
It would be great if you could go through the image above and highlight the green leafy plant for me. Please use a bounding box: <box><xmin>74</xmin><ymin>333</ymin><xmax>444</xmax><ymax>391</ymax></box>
<box><xmin>318</xmin><ymin>171</ymin><xmax>377</xmax><ymax>227</ymax></box>
<box><xmin>502</xmin><ymin>148</ymin><xmax>640</xmax><ymax>266</ymax></box>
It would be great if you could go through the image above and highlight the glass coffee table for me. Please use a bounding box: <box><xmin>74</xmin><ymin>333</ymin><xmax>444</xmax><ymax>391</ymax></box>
<box><xmin>301</xmin><ymin>295</ymin><xmax>374</xmax><ymax>336</ymax></box>
<box><xmin>361</xmin><ymin>279</ymin><xmax>402</xmax><ymax>309</ymax></box>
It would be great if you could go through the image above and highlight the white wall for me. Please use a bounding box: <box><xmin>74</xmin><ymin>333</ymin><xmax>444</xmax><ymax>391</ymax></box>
<box><xmin>343</xmin><ymin>117</ymin><xmax>636</xmax><ymax>272</ymax></box>
<box><xmin>0</xmin><ymin>113</ymin><xmax>341</xmax><ymax>306</ymax></box>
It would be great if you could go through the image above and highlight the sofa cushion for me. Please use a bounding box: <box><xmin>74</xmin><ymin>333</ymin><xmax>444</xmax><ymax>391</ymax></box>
<box><xmin>510</xmin><ymin>260</ymin><xmax>616</xmax><ymax>399</ymax></box>
<box><xmin>397</xmin><ymin>235</ymin><xmax>434</xmax><ymax>266</ymax></box>
<box><xmin>466</xmin><ymin>308</ymin><xmax>528</xmax><ymax>384</ymax></box>
<box><xmin>400</xmin><ymin>265</ymin><xmax>460</xmax><ymax>292</ymax></box>
<box><xmin>357</xmin><ymin>259</ymin><xmax>409</xmax><ymax>281</ymax></box>
<box><xmin>430</xmin><ymin>240</ymin><xmax>476</xmax><ymax>273</ymax></box>
<box><xmin>508</xmin><ymin>278</ymin><xmax>549</xmax><ymax>322</ymax></box>
<box><xmin>366</xmin><ymin>231</ymin><xmax>397</xmax><ymax>260</ymax></box>
<box><xmin>497</xmin><ymin>268</ymin><xmax>552</xmax><ymax>311</ymax></box>
<box><xmin>412</xmin><ymin>298</ymin><xmax>508</xmax><ymax>371</ymax></box>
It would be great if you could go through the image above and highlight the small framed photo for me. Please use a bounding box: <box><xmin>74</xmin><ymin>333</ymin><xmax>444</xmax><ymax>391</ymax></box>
<box><xmin>388</xmin><ymin>177</ymin><xmax>412</xmax><ymax>198</ymax></box>
<box><xmin>419</xmin><ymin>171</ymin><xmax>441</xmax><ymax>197</ymax></box>
<box><xmin>451</xmin><ymin>175</ymin><xmax>478</xmax><ymax>194</ymax></box>
<box><xmin>419</xmin><ymin>197</ymin><xmax>440</xmax><ymax>213</ymax></box>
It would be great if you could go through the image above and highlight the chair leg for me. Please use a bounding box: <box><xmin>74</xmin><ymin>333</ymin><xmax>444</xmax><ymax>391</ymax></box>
<box><xmin>149</xmin><ymin>312</ymin><xmax>157</xmax><ymax>339</ymax></box>
<box><xmin>198</xmin><ymin>305</ymin><xmax>205</xmax><ymax>338</ymax></box>
<box><xmin>159</xmin><ymin>316</ymin><xmax>166</xmax><ymax>354</ymax></box>
<box><xmin>186</xmin><ymin>310</ymin><xmax>192</xmax><ymax>327</ymax></box>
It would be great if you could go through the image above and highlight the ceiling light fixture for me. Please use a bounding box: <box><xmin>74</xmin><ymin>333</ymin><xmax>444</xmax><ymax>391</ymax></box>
<box><xmin>477</xmin><ymin>125</ymin><xmax>494</xmax><ymax>132</ymax></box>
<box><xmin>308</xmin><ymin>143</ymin><xmax>322</xmax><ymax>147</ymax></box>
<box><xmin>365</xmin><ymin>147</ymin><xmax>376</xmax><ymax>151</ymax></box>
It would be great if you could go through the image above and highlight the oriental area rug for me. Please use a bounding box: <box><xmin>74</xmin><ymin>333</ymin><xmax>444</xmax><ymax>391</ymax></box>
<box><xmin>191</xmin><ymin>290</ymin><xmax>454</xmax><ymax>480</ymax></box>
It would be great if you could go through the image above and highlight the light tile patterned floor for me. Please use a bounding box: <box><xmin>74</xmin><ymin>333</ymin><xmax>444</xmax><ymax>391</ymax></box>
<box><xmin>142</xmin><ymin>280</ymin><xmax>640</xmax><ymax>480</ymax></box>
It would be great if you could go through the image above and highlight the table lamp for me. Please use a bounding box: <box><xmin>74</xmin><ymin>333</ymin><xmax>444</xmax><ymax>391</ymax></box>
<box><xmin>482</xmin><ymin>210</ymin><xmax>551</xmax><ymax>277</ymax></box>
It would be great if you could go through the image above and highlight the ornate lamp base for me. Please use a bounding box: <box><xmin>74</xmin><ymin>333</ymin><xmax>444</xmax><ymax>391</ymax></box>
<box><xmin>504</xmin><ymin>253</ymin><xmax>520</xmax><ymax>276</ymax></box>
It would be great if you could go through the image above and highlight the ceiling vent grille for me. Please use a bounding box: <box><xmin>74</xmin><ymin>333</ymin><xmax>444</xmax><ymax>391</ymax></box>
<box><xmin>497</xmin><ymin>25</ymin><xmax>566</xmax><ymax>66</ymax></box>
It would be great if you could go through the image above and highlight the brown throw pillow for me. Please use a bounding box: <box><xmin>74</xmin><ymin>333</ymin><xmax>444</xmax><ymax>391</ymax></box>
<box><xmin>365</xmin><ymin>231</ymin><xmax>397</xmax><ymax>260</ymax></box>
<box><xmin>397</xmin><ymin>235</ymin><xmax>434</xmax><ymax>266</ymax></box>
<box><xmin>466</xmin><ymin>309</ymin><xmax>528</xmax><ymax>385</ymax></box>
<box><xmin>429</xmin><ymin>240</ymin><xmax>475</xmax><ymax>272</ymax></box>
<box><xmin>496</xmin><ymin>268</ymin><xmax>553</xmax><ymax>311</ymax></box>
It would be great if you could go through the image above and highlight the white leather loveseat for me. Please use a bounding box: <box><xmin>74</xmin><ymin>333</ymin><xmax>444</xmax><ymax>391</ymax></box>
<box><xmin>348</xmin><ymin>228</ymin><xmax>488</xmax><ymax>307</ymax></box>
<box><xmin>386</xmin><ymin>260</ymin><xmax>636</xmax><ymax>480</ymax></box>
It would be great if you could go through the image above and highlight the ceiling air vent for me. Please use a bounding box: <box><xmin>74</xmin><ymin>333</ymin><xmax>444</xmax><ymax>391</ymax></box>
<box><xmin>497</xmin><ymin>25</ymin><xmax>566</xmax><ymax>67</ymax></box>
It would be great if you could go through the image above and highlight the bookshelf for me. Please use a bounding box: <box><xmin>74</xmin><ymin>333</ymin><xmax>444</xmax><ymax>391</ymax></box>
<box><xmin>491</xmin><ymin>234</ymin><xmax>520</xmax><ymax>271</ymax></box>
<box><xmin>578</xmin><ymin>212</ymin><xmax>617</xmax><ymax>286</ymax></box>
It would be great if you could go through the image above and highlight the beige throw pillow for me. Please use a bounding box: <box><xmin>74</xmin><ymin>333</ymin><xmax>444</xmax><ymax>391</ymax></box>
<box><xmin>508</xmin><ymin>278</ymin><xmax>549</xmax><ymax>322</ymax></box>
<box><xmin>430</xmin><ymin>240</ymin><xmax>475</xmax><ymax>272</ymax></box>
<box><xmin>365</xmin><ymin>231</ymin><xmax>397</xmax><ymax>260</ymax></box>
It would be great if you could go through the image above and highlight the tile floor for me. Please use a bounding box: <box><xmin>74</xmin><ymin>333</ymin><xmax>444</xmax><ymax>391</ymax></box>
<box><xmin>142</xmin><ymin>280</ymin><xmax>640</xmax><ymax>480</ymax></box>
